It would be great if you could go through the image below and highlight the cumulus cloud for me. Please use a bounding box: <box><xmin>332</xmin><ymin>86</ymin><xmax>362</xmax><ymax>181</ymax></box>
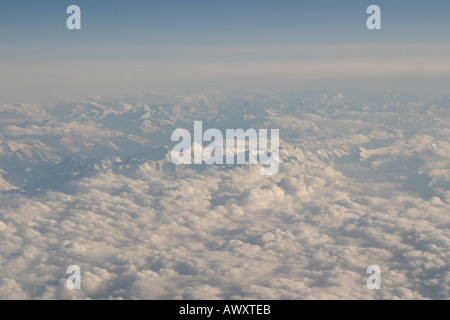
<box><xmin>0</xmin><ymin>91</ymin><xmax>449</xmax><ymax>299</ymax></box>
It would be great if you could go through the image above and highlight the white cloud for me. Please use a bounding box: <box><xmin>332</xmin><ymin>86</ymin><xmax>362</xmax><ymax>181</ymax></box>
<box><xmin>0</xmin><ymin>91</ymin><xmax>449</xmax><ymax>299</ymax></box>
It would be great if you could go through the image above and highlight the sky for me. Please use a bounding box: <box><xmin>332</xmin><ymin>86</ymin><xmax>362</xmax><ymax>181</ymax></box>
<box><xmin>0</xmin><ymin>0</ymin><xmax>450</xmax><ymax>101</ymax></box>
<box><xmin>1</xmin><ymin>1</ymin><xmax>450</xmax><ymax>300</ymax></box>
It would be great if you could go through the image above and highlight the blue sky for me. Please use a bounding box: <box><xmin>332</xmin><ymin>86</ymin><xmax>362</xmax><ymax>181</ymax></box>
<box><xmin>0</xmin><ymin>1</ymin><xmax>450</xmax><ymax>101</ymax></box>
<box><xmin>1</xmin><ymin>0</ymin><xmax>449</xmax><ymax>46</ymax></box>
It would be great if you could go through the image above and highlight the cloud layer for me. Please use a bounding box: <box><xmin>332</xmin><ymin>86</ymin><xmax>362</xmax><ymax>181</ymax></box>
<box><xmin>0</xmin><ymin>91</ymin><xmax>449</xmax><ymax>299</ymax></box>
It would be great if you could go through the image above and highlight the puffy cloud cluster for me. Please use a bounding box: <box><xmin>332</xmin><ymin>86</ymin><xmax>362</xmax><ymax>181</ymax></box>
<box><xmin>0</xmin><ymin>91</ymin><xmax>449</xmax><ymax>299</ymax></box>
